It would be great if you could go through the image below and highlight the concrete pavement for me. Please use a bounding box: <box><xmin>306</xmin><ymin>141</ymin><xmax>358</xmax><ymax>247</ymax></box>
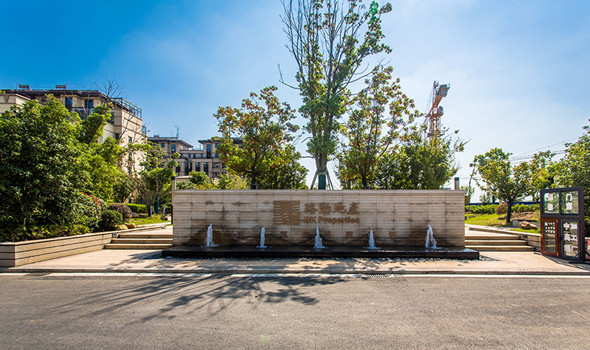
<box><xmin>1</xmin><ymin>225</ymin><xmax>589</xmax><ymax>275</ymax></box>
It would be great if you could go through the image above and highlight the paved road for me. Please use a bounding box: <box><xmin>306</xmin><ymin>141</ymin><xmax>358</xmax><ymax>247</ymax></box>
<box><xmin>1</xmin><ymin>274</ymin><xmax>590</xmax><ymax>349</ymax></box>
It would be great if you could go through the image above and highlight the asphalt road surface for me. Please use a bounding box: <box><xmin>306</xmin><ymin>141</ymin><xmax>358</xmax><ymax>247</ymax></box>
<box><xmin>1</xmin><ymin>273</ymin><xmax>590</xmax><ymax>349</ymax></box>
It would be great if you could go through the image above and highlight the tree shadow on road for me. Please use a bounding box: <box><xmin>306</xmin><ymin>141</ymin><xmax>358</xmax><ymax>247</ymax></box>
<box><xmin>49</xmin><ymin>273</ymin><xmax>348</xmax><ymax>324</ymax></box>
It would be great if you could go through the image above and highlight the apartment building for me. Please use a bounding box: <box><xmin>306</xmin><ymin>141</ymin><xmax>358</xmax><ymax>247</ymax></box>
<box><xmin>148</xmin><ymin>136</ymin><xmax>242</xmax><ymax>178</ymax></box>
<box><xmin>0</xmin><ymin>84</ymin><xmax>147</xmax><ymax>172</ymax></box>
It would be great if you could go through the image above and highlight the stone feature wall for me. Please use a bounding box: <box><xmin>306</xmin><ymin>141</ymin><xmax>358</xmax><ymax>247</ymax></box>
<box><xmin>172</xmin><ymin>190</ymin><xmax>466</xmax><ymax>248</ymax></box>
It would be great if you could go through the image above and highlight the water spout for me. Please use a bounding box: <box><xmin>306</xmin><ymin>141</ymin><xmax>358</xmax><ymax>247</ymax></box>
<box><xmin>257</xmin><ymin>226</ymin><xmax>268</xmax><ymax>249</ymax></box>
<box><xmin>206</xmin><ymin>224</ymin><xmax>218</xmax><ymax>247</ymax></box>
<box><xmin>425</xmin><ymin>224</ymin><xmax>438</xmax><ymax>249</ymax></box>
<box><xmin>366</xmin><ymin>229</ymin><xmax>379</xmax><ymax>250</ymax></box>
<box><xmin>314</xmin><ymin>226</ymin><xmax>325</xmax><ymax>249</ymax></box>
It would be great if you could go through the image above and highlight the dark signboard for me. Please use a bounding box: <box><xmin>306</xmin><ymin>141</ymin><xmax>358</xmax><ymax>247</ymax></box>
<box><xmin>540</xmin><ymin>187</ymin><xmax>586</xmax><ymax>261</ymax></box>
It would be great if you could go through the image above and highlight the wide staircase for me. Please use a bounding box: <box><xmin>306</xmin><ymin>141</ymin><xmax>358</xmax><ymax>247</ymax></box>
<box><xmin>105</xmin><ymin>226</ymin><xmax>173</xmax><ymax>250</ymax></box>
<box><xmin>465</xmin><ymin>227</ymin><xmax>535</xmax><ymax>252</ymax></box>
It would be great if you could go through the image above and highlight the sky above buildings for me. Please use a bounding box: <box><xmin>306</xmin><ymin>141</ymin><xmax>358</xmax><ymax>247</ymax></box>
<box><xmin>1</xmin><ymin>0</ymin><xmax>589</xmax><ymax>195</ymax></box>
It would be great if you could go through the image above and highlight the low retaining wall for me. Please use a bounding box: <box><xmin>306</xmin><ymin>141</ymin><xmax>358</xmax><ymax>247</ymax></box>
<box><xmin>0</xmin><ymin>232</ymin><xmax>113</xmax><ymax>267</ymax></box>
<box><xmin>519</xmin><ymin>232</ymin><xmax>541</xmax><ymax>252</ymax></box>
<box><xmin>172</xmin><ymin>190</ymin><xmax>466</xmax><ymax>248</ymax></box>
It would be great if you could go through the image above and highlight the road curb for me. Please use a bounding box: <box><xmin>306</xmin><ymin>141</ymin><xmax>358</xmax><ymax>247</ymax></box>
<box><xmin>2</xmin><ymin>267</ymin><xmax>590</xmax><ymax>276</ymax></box>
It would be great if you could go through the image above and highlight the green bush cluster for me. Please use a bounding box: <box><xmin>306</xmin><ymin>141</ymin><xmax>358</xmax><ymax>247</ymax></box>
<box><xmin>0</xmin><ymin>224</ymin><xmax>90</xmax><ymax>242</ymax></box>
<box><xmin>125</xmin><ymin>203</ymin><xmax>147</xmax><ymax>213</ymax></box>
<box><xmin>99</xmin><ymin>210</ymin><xmax>124</xmax><ymax>231</ymax></box>
<box><xmin>465</xmin><ymin>204</ymin><xmax>497</xmax><ymax>214</ymax></box>
<box><xmin>107</xmin><ymin>203</ymin><xmax>132</xmax><ymax>221</ymax></box>
<box><xmin>512</xmin><ymin>204</ymin><xmax>540</xmax><ymax>213</ymax></box>
<box><xmin>466</xmin><ymin>203</ymin><xmax>540</xmax><ymax>215</ymax></box>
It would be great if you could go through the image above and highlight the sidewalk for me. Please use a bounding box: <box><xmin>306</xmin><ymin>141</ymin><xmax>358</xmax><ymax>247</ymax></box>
<box><xmin>1</xmin><ymin>226</ymin><xmax>589</xmax><ymax>276</ymax></box>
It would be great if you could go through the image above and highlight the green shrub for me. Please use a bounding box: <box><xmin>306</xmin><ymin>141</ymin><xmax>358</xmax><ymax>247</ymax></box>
<box><xmin>72</xmin><ymin>193</ymin><xmax>103</xmax><ymax>231</ymax></box>
<box><xmin>0</xmin><ymin>224</ymin><xmax>90</xmax><ymax>242</ymax></box>
<box><xmin>512</xmin><ymin>204</ymin><xmax>540</xmax><ymax>213</ymax></box>
<box><xmin>99</xmin><ymin>210</ymin><xmax>123</xmax><ymax>231</ymax></box>
<box><xmin>108</xmin><ymin>203</ymin><xmax>133</xmax><ymax>221</ymax></box>
<box><xmin>496</xmin><ymin>203</ymin><xmax>508</xmax><ymax>215</ymax></box>
<box><xmin>466</xmin><ymin>204</ymin><xmax>498</xmax><ymax>214</ymax></box>
<box><xmin>125</xmin><ymin>203</ymin><xmax>147</xmax><ymax>213</ymax></box>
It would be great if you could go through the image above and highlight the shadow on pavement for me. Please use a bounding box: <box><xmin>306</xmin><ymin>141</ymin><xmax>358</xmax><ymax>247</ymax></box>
<box><xmin>48</xmin><ymin>273</ymin><xmax>348</xmax><ymax>323</ymax></box>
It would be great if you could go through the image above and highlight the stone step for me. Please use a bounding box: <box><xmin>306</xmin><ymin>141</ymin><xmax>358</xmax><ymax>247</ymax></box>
<box><xmin>104</xmin><ymin>243</ymin><xmax>173</xmax><ymax>250</ymax></box>
<box><xmin>466</xmin><ymin>240</ymin><xmax>529</xmax><ymax>246</ymax></box>
<box><xmin>110</xmin><ymin>238</ymin><xmax>173</xmax><ymax>244</ymax></box>
<box><xmin>465</xmin><ymin>245</ymin><xmax>536</xmax><ymax>252</ymax></box>
<box><xmin>117</xmin><ymin>233</ymin><xmax>173</xmax><ymax>239</ymax></box>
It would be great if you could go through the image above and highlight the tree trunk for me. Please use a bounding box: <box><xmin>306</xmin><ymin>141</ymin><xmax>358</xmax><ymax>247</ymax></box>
<box><xmin>505</xmin><ymin>200</ymin><xmax>513</xmax><ymax>224</ymax></box>
<box><xmin>317</xmin><ymin>154</ymin><xmax>328</xmax><ymax>190</ymax></box>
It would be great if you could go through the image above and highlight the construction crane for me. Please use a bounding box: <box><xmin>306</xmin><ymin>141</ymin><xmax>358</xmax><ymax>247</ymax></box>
<box><xmin>425</xmin><ymin>81</ymin><xmax>450</xmax><ymax>138</ymax></box>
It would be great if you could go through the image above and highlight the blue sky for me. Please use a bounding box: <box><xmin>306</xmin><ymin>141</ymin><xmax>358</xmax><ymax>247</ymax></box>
<box><xmin>1</xmin><ymin>0</ymin><xmax>589</xmax><ymax>195</ymax></box>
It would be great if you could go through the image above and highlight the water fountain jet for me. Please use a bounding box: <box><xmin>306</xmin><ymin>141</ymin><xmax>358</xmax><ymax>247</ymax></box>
<box><xmin>365</xmin><ymin>229</ymin><xmax>379</xmax><ymax>250</ymax></box>
<box><xmin>425</xmin><ymin>224</ymin><xmax>438</xmax><ymax>249</ymax></box>
<box><xmin>314</xmin><ymin>226</ymin><xmax>325</xmax><ymax>249</ymax></box>
<box><xmin>206</xmin><ymin>224</ymin><xmax>218</xmax><ymax>247</ymax></box>
<box><xmin>257</xmin><ymin>226</ymin><xmax>268</xmax><ymax>249</ymax></box>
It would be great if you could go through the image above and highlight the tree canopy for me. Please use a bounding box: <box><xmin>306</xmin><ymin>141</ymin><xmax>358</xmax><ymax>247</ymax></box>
<box><xmin>473</xmin><ymin>148</ymin><xmax>529</xmax><ymax>222</ymax></box>
<box><xmin>282</xmin><ymin>0</ymin><xmax>392</xmax><ymax>189</ymax></box>
<box><xmin>215</xmin><ymin>86</ymin><xmax>303</xmax><ymax>189</ymax></box>
<box><xmin>0</xmin><ymin>98</ymin><xmax>87</xmax><ymax>237</ymax></box>
<box><xmin>338</xmin><ymin>65</ymin><xmax>420</xmax><ymax>189</ymax></box>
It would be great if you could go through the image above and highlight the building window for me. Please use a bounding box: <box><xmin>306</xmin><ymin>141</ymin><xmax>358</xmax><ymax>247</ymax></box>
<box><xmin>128</xmin><ymin>136</ymin><xmax>133</xmax><ymax>144</ymax></box>
<box><xmin>85</xmin><ymin>99</ymin><xmax>94</xmax><ymax>108</ymax></box>
<box><xmin>115</xmin><ymin>133</ymin><xmax>120</xmax><ymax>140</ymax></box>
<box><xmin>204</xmin><ymin>162</ymin><xmax>209</xmax><ymax>175</ymax></box>
<box><xmin>171</xmin><ymin>144</ymin><xmax>176</xmax><ymax>152</ymax></box>
<box><xmin>195</xmin><ymin>163</ymin><xmax>200</xmax><ymax>172</ymax></box>
<box><xmin>65</xmin><ymin>97</ymin><xmax>72</xmax><ymax>108</ymax></box>
<box><xmin>161</xmin><ymin>143</ymin><xmax>165</xmax><ymax>148</ymax></box>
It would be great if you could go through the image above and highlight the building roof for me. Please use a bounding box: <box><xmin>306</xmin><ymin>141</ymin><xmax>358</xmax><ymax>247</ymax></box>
<box><xmin>1</xmin><ymin>87</ymin><xmax>142</xmax><ymax>118</ymax></box>
<box><xmin>148</xmin><ymin>136</ymin><xmax>193</xmax><ymax>149</ymax></box>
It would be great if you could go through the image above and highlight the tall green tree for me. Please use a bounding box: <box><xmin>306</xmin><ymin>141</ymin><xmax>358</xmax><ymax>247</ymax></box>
<box><xmin>0</xmin><ymin>98</ymin><xmax>87</xmax><ymax>236</ymax></box>
<box><xmin>282</xmin><ymin>0</ymin><xmax>392</xmax><ymax>189</ymax></box>
<box><xmin>520</xmin><ymin>151</ymin><xmax>554</xmax><ymax>201</ymax></box>
<box><xmin>552</xmin><ymin>121</ymin><xmax>590</xmax><ymax>227</ymax></box>
<box><xmin>338</xmin><ymin>65</ymin><xmax>419</xmax><ymax>189</ymax></box>
<box><xmin>374</xmin><ymin>126</ymin><xmax>463</xmax><ymax>190</ymax></box>
<box><xmin>135</xmin><ymin>143</ymin><xmax>177</xmax><ymax>216</ymax></box>
<box><xmin>215</xmin><ymin>86</ymin><xmax>300</xmax><ymax>189</ymax></box>
<box><xmin>473</xmin><ymin>148</ymin><xmax>529</xmax><ymax>223</ymax></box>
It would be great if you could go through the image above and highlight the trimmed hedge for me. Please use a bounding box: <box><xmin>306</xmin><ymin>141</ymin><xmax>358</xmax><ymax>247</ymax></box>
<box><xmin>466</xmin><ymin>204</ymin><xmax>497</xmax><ymax>214</ymax></box>
<box><xmin>99</xmin><ymin>210</ymin><xmax>124</xmax><ymax>231</ymax></box>
<box><xmin>466</xmin><ymin>203</ymin><xmax>540</xmax><ymax>214</ymax></box>
<box><xmin>125</xmin><ymin>203</ymin><xmax>147</xmax><ymax>213</ymax></box>
<box><xmin>108</xmin><ymin>203</ymin><xmax>132</xmax><ymax>221</ymax></box>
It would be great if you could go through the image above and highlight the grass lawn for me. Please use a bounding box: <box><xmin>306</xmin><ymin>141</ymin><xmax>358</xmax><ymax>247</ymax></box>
<box><xmin>465</xmin><ymin>211</ymin><xmax>541</xmax><ymax>234</ymax></box>
<box><xmin>465</xmin><ymin>213</ymin><xmax>511</xmax><ymax>227</ymax></box>
<box><xmin>510</xmin><ymin>227</ymin><xmax>541</xmax><ymax>234</ymax></box>
<box><xmin>129</xmin><ymin>216</ymin><xmax>170</xmax><ymax>226</ymax></box>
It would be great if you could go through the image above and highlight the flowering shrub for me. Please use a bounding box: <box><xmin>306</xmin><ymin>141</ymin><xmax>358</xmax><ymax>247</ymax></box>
<box><xmin>72</xmin><ymin>193</ymin><xmax>103</xmax><ymax>231</ymax></box>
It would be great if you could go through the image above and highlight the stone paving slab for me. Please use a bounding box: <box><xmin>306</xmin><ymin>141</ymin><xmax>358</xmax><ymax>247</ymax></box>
<box><xmin>2</xmin><ymin>248</ymin><xmax>590</xmax><ymax>275</ymax></box>
<box><xmin>1</xmin><ymin>225</ymin><xmax>588</xmax><ymax>275</ymax></box>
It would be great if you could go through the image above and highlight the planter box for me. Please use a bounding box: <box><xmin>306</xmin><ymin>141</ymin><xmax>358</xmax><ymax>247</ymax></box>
<box><xmin>0</xmin><ymin>231</ymin><xmax>113</xmax><ymax>267</ymax></box>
